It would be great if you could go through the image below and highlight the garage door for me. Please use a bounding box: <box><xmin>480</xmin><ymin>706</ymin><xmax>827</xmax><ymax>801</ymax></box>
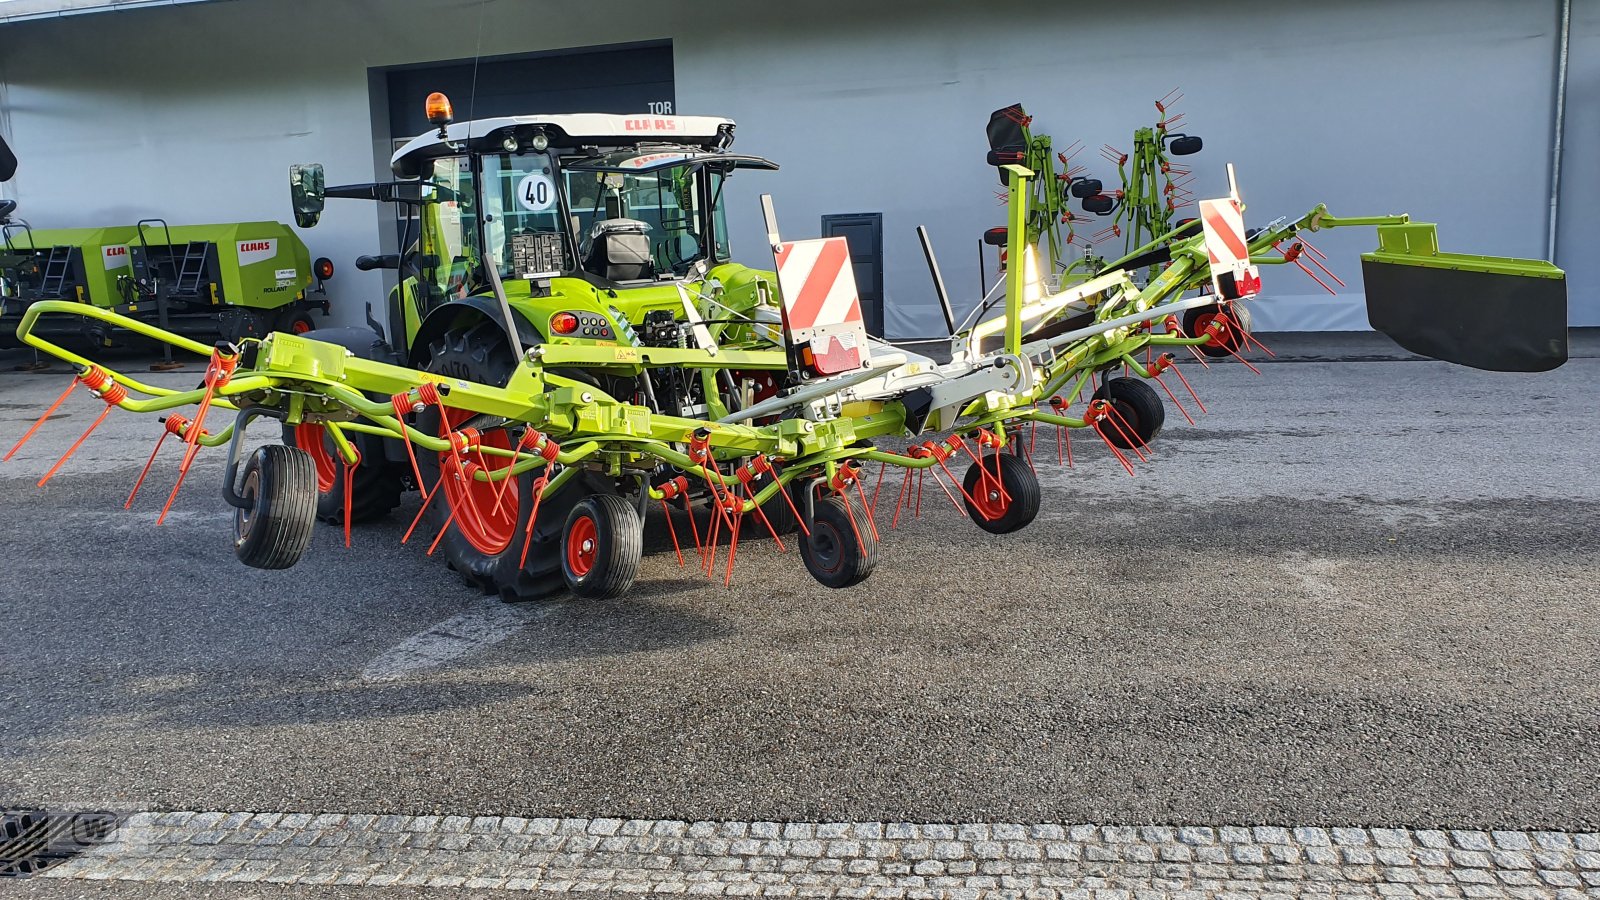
<box><xmin>384</xmin><ymin>41</ymin><xmax>675</xmax><ymax>141</ymax></box>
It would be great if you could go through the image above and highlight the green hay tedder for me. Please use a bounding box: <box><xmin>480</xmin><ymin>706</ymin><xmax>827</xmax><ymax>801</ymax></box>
<box><xmin>1</xmin><ymin>97</ymin><xmax>1570</xmax><ymax>600</ymax></box>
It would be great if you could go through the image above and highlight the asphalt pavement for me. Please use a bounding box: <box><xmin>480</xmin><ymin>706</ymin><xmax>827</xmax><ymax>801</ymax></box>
<box><xmin>1</xmin><ymin>347</ymin><xmax>1597</xmax><ymax>837</ymax></box>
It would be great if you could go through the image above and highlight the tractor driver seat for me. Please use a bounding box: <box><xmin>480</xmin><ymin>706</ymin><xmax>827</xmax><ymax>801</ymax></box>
<box><xmin>582</xmin><ymin>219</ymin><xmax>655</xmax><ymax>282</ymax></box>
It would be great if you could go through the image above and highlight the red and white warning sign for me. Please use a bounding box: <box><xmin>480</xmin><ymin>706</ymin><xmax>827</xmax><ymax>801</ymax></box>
<box><xmin>773</xmin><ymin>236</ymin><xmax>868</xmax><ymax>375</ymax></box>
<box><xmin>1198</xmin><ymin>197</ymin><xmax>1261</xmax><ymax>299</ymax></box>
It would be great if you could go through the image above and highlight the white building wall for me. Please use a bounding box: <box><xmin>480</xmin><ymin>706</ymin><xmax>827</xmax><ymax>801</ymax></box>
<box><xmin>0</xmin><ymin>0</ymin><xmax>1585</xmax><ymax>336</ymax></box>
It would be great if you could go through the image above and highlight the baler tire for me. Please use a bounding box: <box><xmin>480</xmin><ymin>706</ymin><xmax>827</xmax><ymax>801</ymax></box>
<box><xmin>1091</xmin><ymin>377</ymin><xmax>1165</xmax><ymax>449</ymax></box>
<box><xmin>961</xmin><ymin>451</ymin><xmax>1041</xmax><ymax>535</ymax></box>
<box><xmin>234</xmin><ymin>444</ymin><xmax>317</xmax><ymax>570</ymax></box>
<box><xmin>282</xmin><ymin>423</ymin><xmax>403</xmax><ymax>525</ymax></box>
<box><xmin>799</xmin><ymin>494</ymin><xmax>878</xmax><ymax>589</ymax></box>
<box><xmin>560</xmin><ymin>494</ymin><xmax>643</xmax><ymax>599</ymax></box>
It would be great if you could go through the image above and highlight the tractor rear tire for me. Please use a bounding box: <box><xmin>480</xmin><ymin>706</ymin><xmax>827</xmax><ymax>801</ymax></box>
<box><xmin>415</xmin><ymin>319</ymin><xmax>592</xmax><ymax>602</ymax></box>
<box><xmin>1091</xmin><ymin>377</ymin><xmax>1165</xmax><ymax>449</ymax></box>
<box><xmin>961</xmin><ymin>451</ymin><xmax>1041</xmax><ymax>535</ymax></box>
<box><xmin>233</xmin><ymin>444</ymin><xmax>318</xmax><ymax>570</ymax></box>
<box><xmin>560</xmin><ymin>494</ymin><xmax>643</xmax><ymax>599</ymax></box>
<box><xmin>282</xmin><ymin>422</ymin><xmax>403</xmax><ymax>525</ymax></box>
<box><xmin>799</xmin><ymin>494</ymin><xmax>878</xmax><ymax>589</ymax></box>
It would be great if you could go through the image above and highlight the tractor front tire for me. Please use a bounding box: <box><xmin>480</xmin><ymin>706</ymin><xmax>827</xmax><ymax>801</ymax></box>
<box><xmin>283</xmin><ymin>422</ymin><xmax>403</xmax><ymax>525</ymax></box>
<box><xmin>961</xmin><ymin>451</ymin><xmax>1041</xmax><ymax>535</ymax></box>
<box><xmin>1091</xmin><ymin>377</ymin><xmax>1165</xmax><ymax>449</ymax></box>
<box><xmin>561</xmin><ymin>494</ymin><xmax>644</xmax><ymax>599</ymax></box>
<box><xmin>234</xmin><ymin>444</ymin><xmax>318</xmax><ymax>570</ymax></box>
<box><xmin>799</xmin><ymin>494</ymin><xmax>879</xmax><ymax>589</ymax></box>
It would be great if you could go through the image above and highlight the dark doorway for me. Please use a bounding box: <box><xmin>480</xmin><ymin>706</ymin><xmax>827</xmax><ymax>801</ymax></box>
<box><xmin>821</xmin><ymin>212</ymin><xmax>884</xmax><ymax>337</ymax></box>
<box><xmin>383</xmin><ymin>41</ymin><xmax>676</xmax><ymax>141</ymax></box>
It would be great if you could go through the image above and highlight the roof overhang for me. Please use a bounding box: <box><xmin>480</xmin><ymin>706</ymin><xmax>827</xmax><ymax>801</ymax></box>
<box><xmin>0</xmin><ymin>0</ymin><xmax>227</xmax><ymax>25</ymax></box>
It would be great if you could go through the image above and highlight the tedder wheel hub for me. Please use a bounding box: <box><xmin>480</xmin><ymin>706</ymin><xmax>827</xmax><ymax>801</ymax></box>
<box><xmin>294</xmin><ymin>423</ymin><xmax>339</xmax><ymax>494</ymax></box>
<box><xmin>560</xmin><ymin>494</ymin><xmax>643</xmax><ymax>599</ymax></box>
<box><xmin>961</xmin><ymin>451</ymin><xmax>1042</xmax><ymax>535</ymax></box>
<box><xmin>566</xmin><ymin>514</ymin><xmax>598</xmax><ymax>577</ymax></box>
<box><xmin>799</xmin><ymin>494</ymin><xmax>879</xmax><ymax>589</ymax></box>
<box><xmin>1184</xmin><ymin>303</ymin><xmax>1251</xmax><ymax>359</ymax></box>
<box><xmin>1091</xmin><ymin>377</ymin><xmax>1166</xmax><ymax>449</ymax></box>
<box><xmin>233</xmin><ymin>444</ymin><xmax>318</xmax><ymax>570</ymax></box>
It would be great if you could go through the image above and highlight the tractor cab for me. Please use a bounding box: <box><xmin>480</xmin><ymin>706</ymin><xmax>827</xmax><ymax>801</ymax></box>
<box><xmin>293</xmin><ymin>98</ymin><xmax>780</xmax><ymax>363</ymax></box>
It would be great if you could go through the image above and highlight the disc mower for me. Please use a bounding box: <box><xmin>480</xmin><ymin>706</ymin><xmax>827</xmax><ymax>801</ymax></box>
<box><xmin>4</xmin><ymin>94</ymin><xmax>1570</xmax><ymax>602</ymax></box>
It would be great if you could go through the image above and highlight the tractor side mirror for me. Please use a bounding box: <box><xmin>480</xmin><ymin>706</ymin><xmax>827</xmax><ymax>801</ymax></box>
<box><xmin>289</xmin><ymin>163</ymin><xmax>326</xmax><ymax>228</ymax></box>
<box><xmin>1068</xmin><ymin>178</ymin><xmax>1102</xmax><ymax>200</ymax></box>
<box><xmin>1168</xmin><ymin>135</ymin><xmax>1203</xmax><ymax>156</ymax></box>
<box><xmin>0</xmin><ymin>133</ymin><xmax>17</xmax><ymax>183</ymax></box>
<box><xmin>1082</xmin><ymin>194</ymin><xmax>1116</xmax><ymax>216</ymax></box>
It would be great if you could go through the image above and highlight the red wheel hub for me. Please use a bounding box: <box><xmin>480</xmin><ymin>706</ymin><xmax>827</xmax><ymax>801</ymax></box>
<box><xmin>1195</xmin><ymin>311</ymin><xmax>1236</xmax><ymax>350</ymax></box>
<box><xmin>438</xmin><ymin>428</ymin><xmax>520</xmax><ymax>555</ymax></box>
<box><xmin>971</xmin><ymin>472</ymin><xmax>1011</xmax><ymax>520</ymax></box>
<box><xmin>290</xmin><ymin>318</ymin><xmax>312</xmax><ymax>334</ymax></box>
<box><xmin>294</xmin><ymin>423</ymin><xmax>338</xmax><ymax>493</ymax></box>
<box><xmin>566</xmin><ymin>514</ymin><xmax>598</xmax><ymax>577</ymax></box>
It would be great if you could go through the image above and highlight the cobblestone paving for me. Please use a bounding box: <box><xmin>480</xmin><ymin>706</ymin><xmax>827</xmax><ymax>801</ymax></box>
<box><xmin>42</xmin><ymin>811</ymin><xmax>1600</xmax><ymax>897</ymax></box>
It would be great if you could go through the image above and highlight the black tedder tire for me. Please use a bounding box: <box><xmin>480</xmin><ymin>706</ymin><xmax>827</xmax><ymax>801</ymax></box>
<box><xmin>415</xmin><ymin>319</ymin><xmax>594</xmax><ymax>602</ymax></box>
<box><xmin>1091</xmin><ymin>377</ymin><xmax>1165</xmax><ymax>449</ymax></box>
<box><xmin>961</xmin><ymin>451</ymin><xmax>1041</xmax><ymax>535</ymax></box>
<box><xmin>234</xmin><ymin>444</ymin><xmax>318</xmax><ymax>570</ymax></box>
<box><xmin>799</xmin><ymin>494</ymin><xmax>879</xmax><ymax>589</ymax></box>
<box><xmin>1183</xmin><ymin>302</ymin><xmax>1251</xmax><ymax>358</ymax></box>
<box><xmin>561</xmin><ymin>494</ymin><xmax>644</xmax><ymax>599</ymax></box>
<box><xmin>282</xmin><ymin>422</ymin><xmax>403</xmax><ymax>525</ymax></box>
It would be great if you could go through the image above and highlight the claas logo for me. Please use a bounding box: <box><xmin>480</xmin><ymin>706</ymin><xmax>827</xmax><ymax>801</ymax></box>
<box><xmin>240</xmin><ymin>242</ymin><xmax>272</xmax><ymax>252</ymax></box>
<box><xmin>625</xmin><ymin>118</ymin><xmax>678</xmax><ymax>131</ymax></box>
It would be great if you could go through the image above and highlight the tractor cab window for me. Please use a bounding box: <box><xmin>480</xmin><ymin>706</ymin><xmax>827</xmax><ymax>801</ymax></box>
<box><xmin>422</xmin><ymin>153</ymin><xmax>571</xmax><ymax>297</ymax></box>
<box><xmin>481</xmin><ymin>151</ymin><xmax>569</xmax><ymax>279</ymax></box>
<box><xmin>421</xmin><ymin>157</ymin><xmax>479</xmax><ymax>300</ymax></box>
<box><xmin>564</xmin><ymin>154</ymin><xmax>722</xmax><ymax>280</ymax></box>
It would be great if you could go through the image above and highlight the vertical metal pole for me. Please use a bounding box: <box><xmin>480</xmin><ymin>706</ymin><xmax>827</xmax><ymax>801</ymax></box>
<box><xmin>1002</xmin><ymin>164</ymin><xmax>1031</xmax><ymax>356</ymax></box>
<box><xmin>1547</xmin><ymin>0</ymin><xmax>1572</xmax><ymax>261</ymax></box>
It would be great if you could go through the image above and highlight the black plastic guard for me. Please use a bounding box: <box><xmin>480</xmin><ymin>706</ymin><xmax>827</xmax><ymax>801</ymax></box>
<box><xmin>1362</xmin><ymin>259</ymin><xmax>1568</xmax><ymax>372</ymax></box>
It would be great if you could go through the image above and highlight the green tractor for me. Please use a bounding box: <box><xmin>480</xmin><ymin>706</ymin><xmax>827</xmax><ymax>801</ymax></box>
<box><xmin>286</xmin><ymin>95</ymin><xmax>788</xmax><ymax>599</ymax></box>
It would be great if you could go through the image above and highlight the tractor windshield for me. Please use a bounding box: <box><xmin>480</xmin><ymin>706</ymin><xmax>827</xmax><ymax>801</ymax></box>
<box><xmin>418</xmin><ymin>150</ymin><xmax>735</xmax><ymax>295</ymax></box>
<box><xmin>564</xmin><ymin>162</ymin><xmax>730</xmax><ymax>277</ymax></box>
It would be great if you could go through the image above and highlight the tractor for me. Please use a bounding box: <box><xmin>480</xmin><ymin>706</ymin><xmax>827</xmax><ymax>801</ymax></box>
<box><xmin>282</xmin><ymin>94</ymin><xmax>793</xmax><ymax>600</ymax></box>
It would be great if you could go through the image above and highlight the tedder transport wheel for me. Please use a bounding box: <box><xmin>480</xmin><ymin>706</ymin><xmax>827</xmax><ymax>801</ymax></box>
<box><xmin>283</xmin><ymin>422</ymin><xmax>403</xmax><ymax>525</ymax></box>
<box><xmin>233</xmin><ymin>444</ymin><xmax>318</xmax><ymax>570</ymax></box>
<box><xmin>1091</xmin><ymin>377</ymin><xmax>1165</xmax><ymax>449</ymax></box>
<box><xmin>1183</xmin><ymin>302</ymin><xmax>1252</xmax><ymax>359</ymax></box>
<box><xmin>799</xmin><ymin>494</ymin><xmax>878</xmax><ymax>589</ymax></box>
<box><xmin>415</xmin><ymin>320</ymin><xmax>594</xmax><ymax>602</ymax></box>
<box><xmin>961</xmin><ymin>451</ymin><xmax>1041</xmax><ymax>535</ymax></box>
<box><xmin>561</xmin><ymin>494</ymin><xmax>644</xmax><ymax>599</ymax></box>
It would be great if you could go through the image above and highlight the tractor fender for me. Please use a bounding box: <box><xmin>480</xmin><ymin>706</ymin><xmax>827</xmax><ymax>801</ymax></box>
<box><xmin>407</xmin><ymin>296</ymin><xmax>543</xmax><ymax>368</ymax></box>
<box><xmin>290</xmin><ymin>325</ymin><xmax>410</xmax><ymax>467</ymax></box>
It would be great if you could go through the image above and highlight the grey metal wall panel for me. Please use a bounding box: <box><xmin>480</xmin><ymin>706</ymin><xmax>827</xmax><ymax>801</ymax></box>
<box><xmin>0</xmin><ymin>0</ymin><xmax>1576</xmax><ymax>336</ymax></box>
